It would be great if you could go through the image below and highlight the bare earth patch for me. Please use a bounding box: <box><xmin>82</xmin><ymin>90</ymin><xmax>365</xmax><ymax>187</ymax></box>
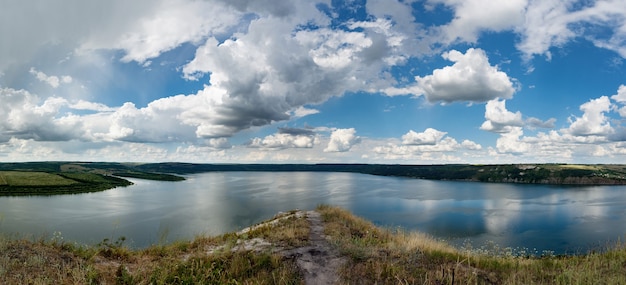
<box><xmin>281</xmin><ymin>210</ymin><xmax>347</xmax><ymax>285</ymax></box>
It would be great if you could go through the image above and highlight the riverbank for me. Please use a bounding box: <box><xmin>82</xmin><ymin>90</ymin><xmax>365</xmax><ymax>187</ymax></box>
<box><xmin>1</xmin><ymin>206</ymin><xmax>625</xmax><ymax>284</ymax></box>
<box><xmin>0</xmin><ymin>162</ymin><xmax>185</xmax><ymax>196</ymax></box>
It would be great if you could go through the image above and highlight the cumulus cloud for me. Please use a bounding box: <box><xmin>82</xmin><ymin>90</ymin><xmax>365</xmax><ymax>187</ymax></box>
<box><xmin>527</xmin><ymin>117</ymin><xmax>556</xmax><ymax>129</ymax></box>
<box><xmin>0</xmin><ymin>88</ymin><xmax>84</xmax><ymax>142</ymax></box>
<box><xmin>495</xmin><ymin>127</ymin><xmax>530</xmax><ymax>154</ymax></box>
<box><xmin>461</xmin><ymin>139</ymin><xmax>482</xmax><ymax>150</ymax></box>
<box><xmin>29</xmin><ymin>68</ymin><xmax>72</xmax><ymax>88</ymax></box>
<box><xmin>372</xmin><ymin>136</ymin><xmax>471</xmax><ymax>161</ymax></box>
<box><xmin>431</xmin><ymin>0</ymin><xmax>527</xmax><ymax>44</ymax></box>
<box><xmin>564</xmin><ymin>96</ymin><xmax>613</xmax><ymax>136</ymax></box>
<box><xmin>324</xmin><ymin>128</ymin><xmax>361</xmax><ymax>152</ymax></box>
<box><xmin>248</xmin><ymin>128</ymin><xmax>317</xmax><ymax>149</ymax></box>
<box><xmin>176</xmin><ymin>9</ymin><xmax>408</xmax><ymax>138</ymax></box>
<box><xmin>206</xmin><ymin>138</ymin><xmax>232</xmax><ymax>149</ymax></box>
<box><xmin>424</xmin><ymin>0</ymin><xmax>626</xmax><ymax>61</ymax></box>
<box><xmin>80</xmin><ymin>0</ymin><xmax>244</xmax><ymax>64</ymax></box>
<box><xmin>517</xmin><ymin>0</ymin><xmax>626</xmax><ymax>59</ymax></box>
<box><xmin>289</xmin><ymin>106</ymin><xmax>320</xmax><ymax>118</ymax></box>
<box><xmin>99</xmin><ymin>99</ymin><xmax>200</xmax><ymax>143</ymax></box>
<box><xmin>1</xmin><ymin>1</ymin><xmax>156</xmax><ymax>71</ymax></box>
<box><xmin>402</xmin><ymin>128</ymin><xmax>447</xmax><ymax>145</ymax></box>
<box><xmin>611</xmin><ymin>85</ymin><xmax>626</xmax><ymax>103</ymax></box>
<box><xmin>611</xmin><ymin>85</ymin><xmax>626</xmax><ymax>117</ymax></box>
<box><xmin>480</xmin><ymin>99</ymin><xmax>524</xmax><ymax>133</ymax></box>
<box><xmin>416</xmin><ymin>48</ymin><xmax>516</xmax><ymax>103</ymax></box>
<box><xmin>371</xmin><ymin>129</ymin><xmax>482</xmax><ymax>161</ymax></box>
<box><xmin>69</xmin><ymin>100</ymin><xmax>115</xmax><ymax>112</ymax></box>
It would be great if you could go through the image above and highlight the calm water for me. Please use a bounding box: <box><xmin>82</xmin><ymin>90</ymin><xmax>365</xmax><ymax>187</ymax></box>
<box><xmin>1</xmin><ymin>172</ymin><xmax>625</xmax><ymax>253</ymax></box>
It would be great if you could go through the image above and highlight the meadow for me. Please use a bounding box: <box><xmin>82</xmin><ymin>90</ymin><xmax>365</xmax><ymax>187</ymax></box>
<box><xmin>0</xmin><ymin>162</ymin><xmax>184</xmax><ymax>196</ymax></box>
<box><xmin>0</xmin><ymin>171</ymin><xmax>132</xmax><ymax>196</ymax></box>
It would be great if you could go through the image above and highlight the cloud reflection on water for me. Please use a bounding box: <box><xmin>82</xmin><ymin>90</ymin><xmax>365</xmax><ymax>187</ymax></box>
<box><xmin>0</xmin><ymin>172</ymin><xmax>625</xmax><ymax>253</ymax></box>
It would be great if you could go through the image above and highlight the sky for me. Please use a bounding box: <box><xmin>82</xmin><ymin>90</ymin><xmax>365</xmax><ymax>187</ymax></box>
<box><xmin>1</xmin><ymin>0</ymin><xmax>626</xmax><ymax>164</ymax></box>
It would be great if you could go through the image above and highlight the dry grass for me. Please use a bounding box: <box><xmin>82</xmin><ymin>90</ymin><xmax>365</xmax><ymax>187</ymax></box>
<box><xmin>317</xmin><ymin>205</ymin><xmax>626</xmax><ymax>285</ymax></box>
<box><xmin>0</xmin><ymin>237</ymin><xmax>98</xmax><ymax>284</ymax></box>
<box><xmin>2</xmin><ymin>206</ymin><xmax>626</xmax><ymax>284</ymax></box>
<box><xmin>0</xmin><ymin>211</ymin><xmax>308</xmax><ymax>285</ymax></box>
<box><xmin>239</xmin><ymin>210</ymin><xmax>311</xmax><ymax>248</ymax></box>
<box><xmin>556</xmin><ymin>164</ymin><xmax>598</xmax><ymax>170</ymax></box>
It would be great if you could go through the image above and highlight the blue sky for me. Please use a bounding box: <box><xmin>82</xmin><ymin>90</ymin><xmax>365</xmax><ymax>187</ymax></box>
<box><xmin>1</xmin><ymin>0</ymin><xmax>626</xmax><ymax>164</ymax></box>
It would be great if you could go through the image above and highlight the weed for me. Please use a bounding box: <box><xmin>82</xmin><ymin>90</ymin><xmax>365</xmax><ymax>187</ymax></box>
<box><xmin>97</xmin><ymin>236</ymin><xmax>131</xmax><ymax>260</ymax></box>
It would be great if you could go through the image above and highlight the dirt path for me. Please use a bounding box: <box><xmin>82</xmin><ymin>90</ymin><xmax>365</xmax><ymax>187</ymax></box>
<box><xmin>282</xmin><ymin>210</ymin><xmax>346</xmax><ymax>285</ymax></box>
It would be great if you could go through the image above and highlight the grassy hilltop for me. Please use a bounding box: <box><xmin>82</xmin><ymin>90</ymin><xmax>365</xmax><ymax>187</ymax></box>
<box><xmin>1</xmin><ymin>206</ymin><xmax>625</xmax><ymax>284</ymax></box>
<box><xmin>0</xmin><ymin>162</ymin><xmax>184</xmax><ymax>196</ymax></box>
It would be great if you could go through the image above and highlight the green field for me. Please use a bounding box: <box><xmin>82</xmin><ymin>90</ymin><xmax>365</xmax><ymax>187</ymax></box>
<box><xmin>0</xmin><ymin>162</ymin><xmax>187</xmax><ymax>196</ymax></box>
<box><xmin>0</xmin><ymin>171</ymin><xmax>132</xmax><ymax>196</ymax></box>
<box><xmin>0</xmin><ymin>171</ymin><xmax>78</xmax><ymax>186</ymax></box>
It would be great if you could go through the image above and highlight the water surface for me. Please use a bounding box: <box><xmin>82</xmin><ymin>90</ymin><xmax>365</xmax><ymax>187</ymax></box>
<box><xmin>1</xmin><ymin>172</ymin><xmax>625</xmax><ymax>253</ymax></box>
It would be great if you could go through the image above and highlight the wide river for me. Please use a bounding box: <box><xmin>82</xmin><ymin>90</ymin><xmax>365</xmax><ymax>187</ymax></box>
<box><xmin>1</xmin><ymin>172</ymin><xmax>625</xmax><ymax>254</ymax></box>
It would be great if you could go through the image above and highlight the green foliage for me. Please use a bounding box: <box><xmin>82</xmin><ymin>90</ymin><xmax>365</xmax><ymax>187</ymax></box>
<box><xmin>115</xmin><ymin>264</ymin><xmax>135</xmax><ymax>285</ymax></box>
<box><xmin>112</xmin><ymin>171</ymin><xmax>185</xmax><ymax>181</ymax></box>
<box><xmin>97</xmin><ymin>237</ymin><xmax>130</xmax><ymax>260</ymax></box>
<box><xmin>0</xmin><ymin>171</ymin><xmax>78</xmax><ymax>186</ymax></box>
<box><xmin>154</xmin><ymin>251</ymin><xmax>293</xmax><ymax>284</ymax></box>
<box><xmin>0</xmin><ymin>162</ymin><xmax>185</xmax><ymax>196</ymax></box>
<box><xmin>0</xmin><ymin>171</ymin><xmax>132</xmax><ymax>196</ymax></box>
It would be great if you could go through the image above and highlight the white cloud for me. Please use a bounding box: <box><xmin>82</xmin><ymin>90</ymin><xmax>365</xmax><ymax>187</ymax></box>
<box><xmin>495</xmin><ymin>127</ymin><xmax>530</xmax><ymax>154</ymax></box>
<box><xmin>611</xmin><ymin>85</ymin><xmax>626</xmax><ymax>117</ymax></box>
<box><xmin>29</xmin><ymin>68</ymin><xmax>72</xmax><ymax>88</ymax></box>
<box><xmin>371</xmin><ymin>129</ymin><xmax>483</xmax><ymax>162</ymax></box>
<box><xmin>611</xmin><ymin>84</ymin><xmax>626</xmax><ymax>102</ymax></box>
<box><xmin>564</xmin><ymin>96</ymin><xmax>613</xmax><ymax>136</ymax></box>
<box><xmin>100</xmin><ymin>99</ymin><xmax>199</xmax><ymax>143</ymax></box>
<box><xmin>517</xmin><ymin>0</ymin><xmax>626</xmax><ymax>59</ymax></box>
<box><xmin>0</xmin><ymin>88</ymin><xmax>83</xmax><ymax>142</ymax></box>
<box><xmin>364</xmin><ymin>0</ymin><xmax>432</xmax><ymax>60</ymax></box>
<box><xmin>402</xmin><ymin>128</ymin><xmax>447</xmax><ymax>145</ymax></box>
<box><xmin>324</xmin><ymin>128</ymin><xmax>361</xmax><ymax>152</ymax></box>
<box><xmin>68</xmin><ymin>100</ymin><xmax>115</xmax><ymax>112</ymax></box>
<box><xmin>430</xmin><ymin>0</ymin><xmax>527</xmax><ymax>44</ymax></box>
<box><xmin>527</xmin><ymin>117</ymin><xmax>556</xmax><ymax>129</ymax></box>
<box><xmin>290</xmin><ymin>106</ymin><xmax>320</xmax><ymax>118</ymax></box>
<box><xmin>207</xmin><ymin>138</ymin><xmax>232</xmax><ymax>149</ymax></box>
<box><xmin>415</xmin><ymin>48</ymin><xmax>516</xmax><ymax>103</ymax></box>
<box><xmin>1</xmin><ymin>1</ymin><xmax>158</xmax><ymax>71</ymax></box>
<box><xmin>177</xmin><ymin>10</ymin><xmax>409</xmax><ymax>138</ymax></box>
<box><xmin>80</xmin><ymin>0</ymin><xmax>243</xmax><ymax>64</ymax></box>
<box><xmin>461</xmin><ymin>139</ymin><xmax>482</xmax><ymax>150</ymax></box>
<box><xmin>372</xmin><ymin>136</ymin><xmax>466</xmax><ymax>161</ymax></box>
<box><xmin>248</xmin><ymin>132</ymin><xmax>317</xmax><ymax>149</ymax></box>
<box><xmin>480</xmin><ymin>99</ymin><xmax>524</xmax><ymax>133</ymax></box>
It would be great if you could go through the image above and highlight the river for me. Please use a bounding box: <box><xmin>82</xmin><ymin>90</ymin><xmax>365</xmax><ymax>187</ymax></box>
<box><xmin>1</xmin><ymin>172</ymin><xmax>625</xmax><ymax>254</ymax></box>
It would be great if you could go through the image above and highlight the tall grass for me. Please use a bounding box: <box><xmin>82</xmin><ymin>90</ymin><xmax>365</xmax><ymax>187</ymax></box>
<box><xmin>0</xmin><ymin>211</ymin><xmax>307</xmax><ymax>284</ymax></box>
<box><xmin>317</xmin><ymin>205</ymin><xmax>626</xmax><ymax>285</ymax></box>
<box><xmin>1</xmin><ymin>206</ymin><xmax>625</xmax><ymax>284</ymax></box>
